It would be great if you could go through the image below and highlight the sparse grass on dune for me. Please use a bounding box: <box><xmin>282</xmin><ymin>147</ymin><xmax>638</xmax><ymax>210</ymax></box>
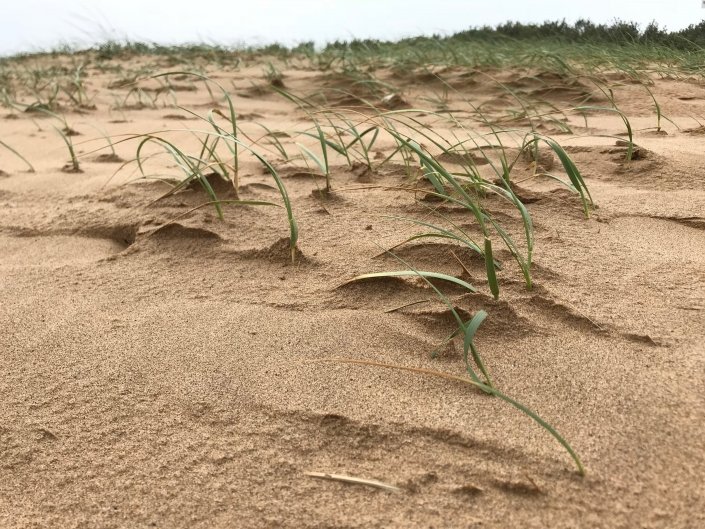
<box><xmin>4</xmin><ymin>20</ymin><xmax>701</xmax><ymax>476</ymax></box>
<box><xmin>99</xmin><ymin>67</ymin><xmax>588</xmax><ymax>472</ymax></box>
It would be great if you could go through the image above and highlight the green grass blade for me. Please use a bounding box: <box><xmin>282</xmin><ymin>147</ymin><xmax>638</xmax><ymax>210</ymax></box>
<box><xmin>541</xmin><ymin>136</ymin><xmax>592</xmax><ymax>217</ymax></box>
<box><xmin>0</xmin><ymin>140</ymin><xmax>35</xmax><ymax>172</ymax></box>
<box><xmin>298</xmin><ymin>143</ymin><xmax>327</xmax><ymax>174</ymax></box>
<box><xmin>383</xmin><ymin>215</ymin><xmax>483</xmax><ymax>256</ymax></box>
<box><xmin>462</xmin><ymin>310</ymin><xmax>492</xmax><ymax>386</ymax></box>
<box><xmin>344</xmin><ymin>270</ymin><xmax>477</xmax><ymax>293</ymax></box>
<box><xmin>316</xmin><ymin>358</ymin><xmax>585</xmax><ymax>476</ymax></box>
<box><xmin>135</xmin><ymin>135</ymin><xmax>223</xmax><ymax>219</ymax></box>
<box><xmin>484</xmin><ymin>238</ymin><xmax>500</xmax><ymax>300</ymax></box>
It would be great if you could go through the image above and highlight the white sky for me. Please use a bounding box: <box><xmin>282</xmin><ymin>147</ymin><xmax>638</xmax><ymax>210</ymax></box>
<box><xmin>2</xmin><ymin>0</ymin><xmax>704</xmax><ymax>57</ymax></box>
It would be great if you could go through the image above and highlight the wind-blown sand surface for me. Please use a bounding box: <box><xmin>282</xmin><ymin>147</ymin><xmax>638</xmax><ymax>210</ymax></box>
<box><xmin>1</xmin><ymin>57</ymin><xmax>704</xmax><ymax>528</ymax></box>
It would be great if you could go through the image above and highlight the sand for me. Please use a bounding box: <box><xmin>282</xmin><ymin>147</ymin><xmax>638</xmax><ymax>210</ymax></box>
<box><xmin>1</xmin><ymin>57</ymin><xmax>704</xmax><ymax>528</ymax></box>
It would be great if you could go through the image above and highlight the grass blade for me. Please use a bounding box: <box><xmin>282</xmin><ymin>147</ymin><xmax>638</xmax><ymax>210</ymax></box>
<box><xmin>0</xmin><ymin>139</ymin><xmax>35</xmax><ymax>172</ymax></box>
<box><xmin>312</xmin><ymin>357</ymin><xmax>584</xmax><ymax>476</ymax></box>
<box><xmin>484</xmin><ymin>238</ymin><xmax>500</xmax><ymax>300</ymax></box>
<box><xmin>342</xmin><ymin>271</ymin><xmax>477</xmax><ymax>293</ymax></box>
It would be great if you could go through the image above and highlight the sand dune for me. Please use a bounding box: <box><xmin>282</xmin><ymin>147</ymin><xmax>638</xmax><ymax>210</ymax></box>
<box><xmin>1</xmin><ymin>55</ymin><xmax>704</xmax><ymax>528</ymax></box>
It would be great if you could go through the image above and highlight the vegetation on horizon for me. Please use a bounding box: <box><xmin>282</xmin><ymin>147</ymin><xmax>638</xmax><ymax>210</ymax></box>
<box><xmin>2</xmin><ymin>19</ymin><xmax>705</xmax><ymax>68</ymax></box>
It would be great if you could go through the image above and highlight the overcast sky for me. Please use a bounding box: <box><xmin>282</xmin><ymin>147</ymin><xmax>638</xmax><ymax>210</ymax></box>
<box><xmin>2</xmin><ymin>0</ymin><xmax>704</xmax><ymax>57</ymax></box>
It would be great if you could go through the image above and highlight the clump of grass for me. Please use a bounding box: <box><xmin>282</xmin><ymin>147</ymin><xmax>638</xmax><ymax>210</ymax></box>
<box><xmin>119</xmin><ymin>86</ymin><xmax>159</xmax><ymax>110</ymax></box>
<box><xmin>638</xmin><ymin>81</ymin><xmax>678</xmax><ymax>134</ymax></box>
<box><xmin>577</xmin><ymin>103</ymin><xmax>635</xmax><ymax>161</ymax></box>
<box><xmin>521</xmin><ymin>133</ymin><xmax>593</xmax><ymax>216</ymax></box>
<box><xmin>133</xmin><ymin>71</ymin><xmax>243</xmax><ymax>196</ymax></box>
<box><xmin>333</xmin><ymin>113</ymin><xmax>380</xmax><ymax>173</ymax></box>
<box><xmin>135</xmin><ymin>132</ymin><xmax>298</xmax><ymax>262</ymax></box>
<box><xmin>55</xmin><ymin>125</ymin><xmax>82</xmax><ymax>173</ymax></box>
<box><xmin>377</xmin><ymin>123</ymin><xmax>514</xmax><ymax>299</ymax></box>
<box><xmin>575</xmin><ymin>83</ymin><xmax>637</xmax><ymax>162</ymax></box>
<box><xmin>123</xmin><ymin>71</ymin><xmax>299</xmax><ymax>262</ymax></box>
<box><xmin>135</xmin><ymin>135</ymin><xmax>225</xmax><ymax>217</ymax></box>
<box><xmin>28</xmin><ymin>106</ymin><xmax>83</xmax><ymax>172</ymax></box>
<box><xmin>61</xmin><ymin>62</ymin><xmax>96</xmax><ymax>109</ymax></box>
<box><xmin>274</xmin><ymin>87</ymin><xmax>335</xmax><ymax>193</ymax></box>
<box><xmin>264</xmin><ymin>62</ymin><xmax>285</xmax><ymax>88</ymax></box>
<box><xmin>400</xmin><ymin>103</ymin><xmax>587</xmax><ymax>282</ymax></box>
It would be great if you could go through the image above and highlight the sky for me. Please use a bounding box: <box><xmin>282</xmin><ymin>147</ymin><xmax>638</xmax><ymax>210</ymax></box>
<box><xmin>2</xmin><ymin>0</ymin><xmax>704</xmax><ymax>57</ymax></box>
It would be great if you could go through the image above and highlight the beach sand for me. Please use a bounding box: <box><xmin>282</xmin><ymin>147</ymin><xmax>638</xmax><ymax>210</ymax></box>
<box><xmin>1</xmin><ymin>57</ymin><xmax>704</xmax><ymax>528</ymax></box>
